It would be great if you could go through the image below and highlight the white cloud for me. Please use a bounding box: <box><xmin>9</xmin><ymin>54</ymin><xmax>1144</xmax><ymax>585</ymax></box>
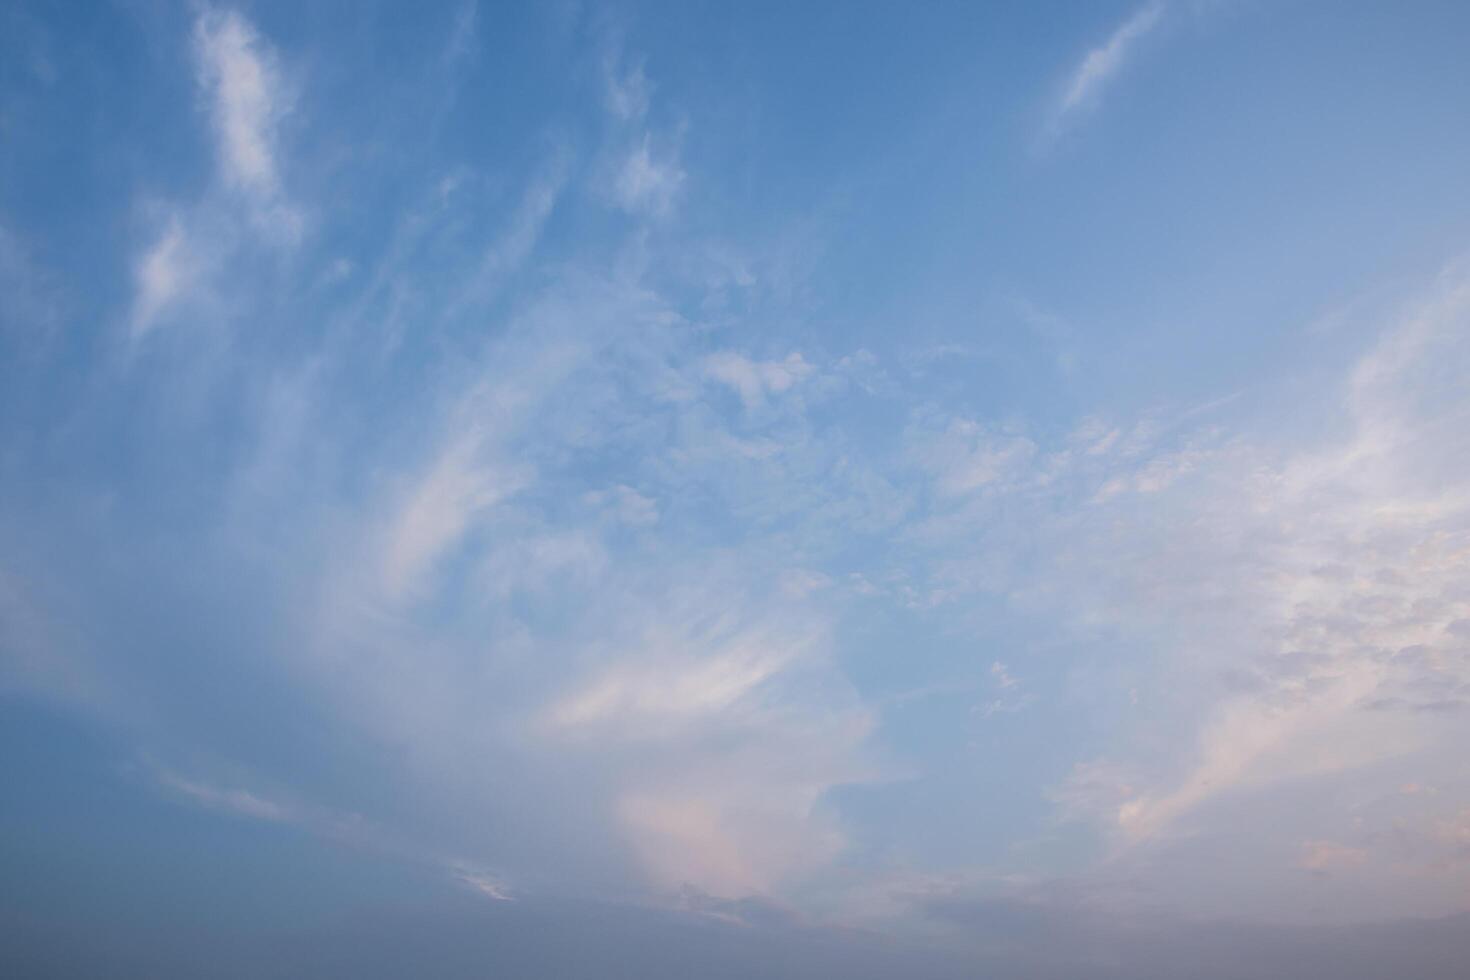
<box><xmin>869</xmin><ymin>260</ymin><xmax>1470</xmax><ymax>922</ymax></box>
<box><xmin>122</xmin><ymin>11</ymin><xmax>303</xmax><ymax>343</ymax></box>
<box><xmin>247</xmin><ymin>262</ymin><xmax>884</xmax><ymax>903</ymax></box>
<box><xmin>547</xmin><ymin>627</ymin><xmax>805</xmax><ymax>733</ymax></box>
<box><xmin>584</xmin><ymin>485</ymin><xmax>660</xmax><ymax>526</ymax></box>
<box><xmin>192</xmin><ymin>7</ymin><xmax>299</xmax><ymax>237</ymax></box>
<box><xmin>1049</xmin><ymin>759</ymin><xmax>1143</xmax><ymax>823</ymax></box>
<box><xmin>1055</xmin><ymin>265</ymin><xmax>1470</xmax><ymax>851</ymax></box>
<box><xmin>443</xmin><ymin>2</ymin><xmax>480</xmax><ymax>66</ymax></box>
<box><xmin>535</xmin><ymin>587</ymin><xmax>874</xmax><ymax>898</ymax></box>
<box><xmin>477</xmin><ymin>527</ymin><xmax>607</xmax><ymax>601</ymax></box>
<box><xmin>450</xmin><ymin>158</ymin><xmax>567</xmax><ymax>314</ymax></box>
<box><xmin>1053</xmin><ymin>2</ymin><xmax>1166</xmax><ymax>129</ymax></box>
<box><xmin>703</xmin><ymin>351</ymin><xmax>813</xmax><ymax>410</ymax></box>
<box><xmin>130</xmin><ymin>218</ymin><xmax>189</xmax><ymax>336</ymax></box>
<box><xmin>609</xmin><ymin>690</ymin><xmax>873</xmax><ymax>899</ymax></box>
<box><xmin>603</xmin><ymin>53</ymin><xmax>651</xmax><ymax>122</ymax></box>
<box><xmin>912</xmin><ymin>415</ymin><xmax>1037</xmax><ymax>496</ymax></box>
<box><xmin>451</xmin><ymin>864</ymin><xmax>514</xmax><ymax>901</ymax></box>
<box><xmin>978</xmin><ymin>662</ymin><xmax>1033</xmax><ymax>718</ymax></box>
<box><xmin>156</xmin><ymin>770</ymin><xmax>289</xmax><ymax>822</ymax></box>
<box><xmin>614</xmin><ymin>136</ymin><xmax>685</xmax><ymax>217</ymax></box>
<box><xmin>365</xmin><ymin>294</ymin><xmax>595</xmax><ymax>601</ymax></box>
<box><xmin>991</xmin><ymin>661</ymin><xmax>1019</xmax><ymax>690</ymax></box>
<box><xmin>379</xmin><ymin>435</ymin><xmax>528</xmax><ymax>601</ymax></box>
<box><xmin>618</xmin><ymin>778</ymin><xmax>846</xmax><ymax>898</ymax></box>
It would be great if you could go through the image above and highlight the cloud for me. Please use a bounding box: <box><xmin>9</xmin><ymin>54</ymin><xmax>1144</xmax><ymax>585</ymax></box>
<box><xmin>861</xmin><ymin>260</ymin><xmax>1470</xmax><ymax>921</ymax></box>
<box><xmin>967</xmin><ymin>264</ymin><xmax>1467</xmax><ymax>912</ymax></box>
<box><xmin>535</xmin><ymin>586</ymin><xmax>874</xmax><ymax>898</ymax></box>
<box><xmin>155</xmin><ymin>769</ymin><xmax>289</xmax><ymax>822</ymax></box>
<box><xmin>603</xmin><ymin>51</ymin><xmax>651</xmax><ymax>122</ymax></box>
<box><xmin>584</xmin><ymin>485</ymin><xmax>660</xmax><ymax>527</ymax></box>
<box><xmin>125</xmin><ymin>9</ymin><xmax>303</xmax><ymax>340</ymax></box>
<box><xmin>377</xmin><ymin>436</ymin><xmax>527</xmax><ymax>601</ymax></box>
<box><xmin>99</xmin><ymin>219</ymin><xmax>1470</xmax><ymax>922</ymax></box>
<box><xmin>703</xmin><ymin>351</ymin><xmax>813</xmax><ymax>410</ymax></box>
<box><xmin>193</xmin><ymin>8</ymin><xmax>286</xmax><ymax>194</ymax></box>
<box><xmin>546</xmin><ymin>622</ymin><xmax>808</xmax><ymax>733</ymax></box>
<box><xmin>192</xmin><ymin>7</ymin><xmax>299</xmax><ymax>237</ymax></box>
<box><xmin>910</xmin><ymin>415</ymin><xmax>1037</xmax><ymax>496</ymax></box>
<box><xmin>1298</xmin><ymin>840</ymin><xmax>1369</xmax><ymax>872</ymax></box>
<box><xmin>1051</xmin><ymin>1</ymin><xmax>1166</xmax><ymax>131</ymax></box>
<box><xmin>249</xmin><ymin>257</ymin><xmax>884</xmax><ymax>905</ymax></box>
<box><xmin>130</xmin><ymin>217</ymin><xmax>190</xmax><ymax>336</ymax></box>
<box><xmin>990</xmin><ymin>661</ymin><xmax>1019</xmax><ymax>690</ymax></box>
<box><xmin>978</xmin><ymin>660</ymin><xmax>1033</xmax><ymax>717</ymax></box>
<box><xmin>452</xmin><ymin>864</ymin><xmax>514</xmax><ymax>901</ymax></box>
<box><xmin>443</xmin><ymin>1</ymin><xmax>480</xmax><ymax>66</ymax></box>
<box><xmin>1104</xmin><ymin>266</ymin><xmax>1470</xmax><ymax>845</ymax></box>
<box><xmin>613</xmin><ymin>136</ymin><xmax>685</xmax><ymax>217</ymax></box>
<box><xmin>450</xmin><ymin>156</ymin><xmax>568</xmax><ymax>315</ymax></box>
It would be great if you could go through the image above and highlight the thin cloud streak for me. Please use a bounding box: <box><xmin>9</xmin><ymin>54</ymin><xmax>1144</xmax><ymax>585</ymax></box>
<box><xmin>1050</xmin><ymin>1</ymin><xmax>1166</xmax><ymax>134</ymax></box>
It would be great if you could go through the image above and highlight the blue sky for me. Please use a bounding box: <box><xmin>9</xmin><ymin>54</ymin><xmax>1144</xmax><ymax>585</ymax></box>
<box><xmin>4</xmin><ymin>1</ymin><xmax>1470</xmax><ymax>974</ymax></box>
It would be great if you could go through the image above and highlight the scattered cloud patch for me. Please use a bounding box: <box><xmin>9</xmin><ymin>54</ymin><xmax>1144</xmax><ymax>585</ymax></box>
<box><xmin>130</xmin><ymin>217</ymin><xmax>190</xmax><ymax>336</ymax></box>
<box><xmin>703</xmin><ymin>351</ymin><xmax>813</xmax><ymax>410</ymax></box>
<box><xmin>452</xmin><ymin>864</ymin><xmax>514</xmax><ymax>901</ymax></box>
<box><xmin>603</xmin><ymin>52</ymin><xmax>651</xmax><ymax>122</ymax></box>
<box><xmin>614</xmin><ymin>136</ymin><xmax>685</xmax><ymax>217</ymax></box>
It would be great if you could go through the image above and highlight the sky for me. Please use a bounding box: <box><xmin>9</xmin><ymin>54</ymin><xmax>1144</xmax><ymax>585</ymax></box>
<box><xmin>3</xmin><ymin>1</ymin><xmax>1470</xmax><ymax>975</ymax></box>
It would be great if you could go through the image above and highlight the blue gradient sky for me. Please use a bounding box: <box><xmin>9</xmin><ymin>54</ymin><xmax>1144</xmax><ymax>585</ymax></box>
<box><xmin>4</xmin><ymin>1</ymin><xmax>1470</xmax><ymax>974</ymax></box>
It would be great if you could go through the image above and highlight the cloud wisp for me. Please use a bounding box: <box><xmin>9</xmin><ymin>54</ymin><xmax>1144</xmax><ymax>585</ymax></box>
<box><xmin>1048</xmin><ymin>1</ymin><xmax>1166</xmax><ymax>137</ymax></box>
<box><xmin>192</xmin><ymin>6</ymin><xmax>299</xmax><ymax>236</ymax></box>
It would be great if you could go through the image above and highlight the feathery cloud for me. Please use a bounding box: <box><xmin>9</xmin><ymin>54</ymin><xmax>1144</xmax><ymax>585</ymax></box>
<box><xmin>192</xmin><ymin>7</ymin><xmax>299</xmax><ymax>237</ymax></box>
<box><xmin>1051</xmin><ymin>2</ymin><xmax>1166</xmax><ymax>132</ymax></box>
<box><xmin>130</xmin><ymin>217</ymin><xmax>189</xmax><ymax>336</ymax></box>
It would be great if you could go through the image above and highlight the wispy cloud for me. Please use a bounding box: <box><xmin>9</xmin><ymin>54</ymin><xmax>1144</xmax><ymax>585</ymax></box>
<box><xmin>125</xmin><ymin>8</ymin><xmax>301</xmax><ymax>340</ymax></box>
<box><xmin>155</xmin><ymin>769</ymin><xmax>290</xmax><ymax>822</ymax></box>
<box><xmin>603</xmin><ymin>49</ymin><xmax>651</xmax><ymax>122</ymax></box>
<box><xmin>613</xmin><ymin>135</ymin><xmax>685</xmax><ymax>217</ymax></box>
<box><xmin>451</xmin><ymin>864</ymin><xmax>514</xmax><ymax>901</ymax></box>
<box><xmin>449</xmin><ymin>155</ymin><xmax>568</xmax><ymax>317</ymax></box>
<box><xmin>703</xmin><ymin>351</ymin><xmax>813</xmax><ymax>410</ymax></box>
<box><xmin>1048</xmin><ymin>263</ymin><xmax>1470</xmax><ymax>858</ymax></box>
<box><xmin>598</xmin><ymin>31</ymin><xmax>684</xmax><ymax>218</ymax></box>
<box><xmin>192</xmin><ymin>6</ymin><xmax>299</xmax><ymax>237</ymax></box>
<box><xmin>1049</xmin><ymin>1</ymin><xmax>1166</xmax><ymax>134</ymax></box>
<box><xmin>193</xmin><ymin>8</ymin><xmax>286</xmax><ymax>194</ymax></box>
<box><xmin>130</xmin><ymin>216</ymin><xmax>189</xmax><ymax>336</ymax></box>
